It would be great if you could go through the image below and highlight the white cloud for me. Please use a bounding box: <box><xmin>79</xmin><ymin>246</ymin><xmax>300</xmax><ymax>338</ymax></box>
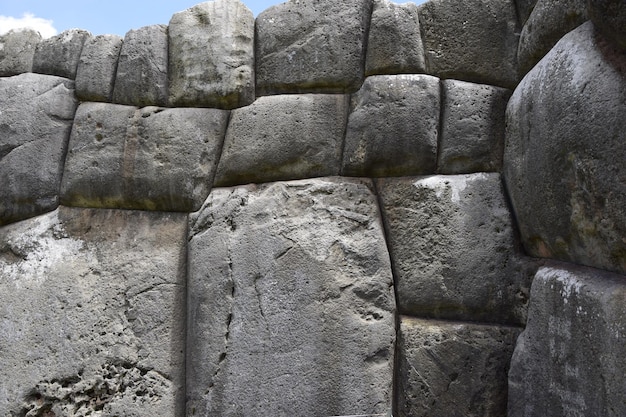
<box><xmin>0</xmin><ymin>13</ymin><xmax>57</xmax><ymax>39</ymax></box>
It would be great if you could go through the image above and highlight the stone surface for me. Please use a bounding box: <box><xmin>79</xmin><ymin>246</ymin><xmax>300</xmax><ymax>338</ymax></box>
<box><xmin>112</xmin><ymin>25</ymin><xmax>168</xmax><ymax>107</ymax></box>
<box><xmin>517</xmin><ymin>0</ymin><xmax>587</xmax><ymax>75</ymax></box>
<box><xmin>396</xmin><ymin>317</ymin><xmax>520</xmax><ymax>417</ymax></box>
<box><xmin>187</xmin><ymin>177</ymin><xmax>395</xmax><ymax>416</ymax></box>
<box><xmin>256</xmin><ymin>0</ymin><xmax>373</xmax><ymax>95</ymax></box>
<box><xmin>508</xmin><ymin>263</ymin><xmax>626</xmax><ymax>417</ymax></box>
<box><xmin>61</xmin><ymin>102</ymin><xmax>229</xmax><ymax>212</ymax></box>
<box><xmin>75</xmin><ymin>34</ymin><xmax>123</xmax><ymax>102</ymax></box>
<box><xmin>515</xmin><ymin>0</ymin><xmax>538</xmax><ymax>25</ymax></box>
<box><xmin>32</xmin><ymin>29</ymin><xmax>91</xmax><ymax>79</ymax></box>
<box><xmin>0</xmin><ymin>207</ymin><xmax>187</xmax><ymax>416</ymax></box>
<box><xmin>418</xmin><ymin>0</ymin><xmax>520</xmax><ymax>88</ymax></box>
<box><xmin>365</xmin><ymin>0</ymin><xmax>426</xmax><ymax>76</ymax></box>
<box><xmin>438</xmin><ymin>79</ymin><xmax>510</xmax><ymax>174</ymax></box>
<box><xmin>214</xmin><ymin>94</ymin><xmax>346</xmax><ymax>187</ymax></box>
<box><xmin>588</xmin><ymin>0</ymin><xmax>626</xmax><ymax>51</ymax></box>
<box><xmin>0</xmin><ymin>29</ymin><xmax>41</xmax><ymax>76</ymax></box>
<box><xmin>0</xmin><ymin>73</ymin><xmax>78</xmax><ymax>226</ymax></box>
<box><xmin>342</xmin><ymin>74</ymin><xmax>439</xmax><ymax>177</ymax></box>
<box><xmin>504</xmin><ymin>22</ymin><xmax>626</xmax><ymax>275</ymax></box>
<box><xmin>377</xmin><ymin>173</ymin><xmax>536</xmax><ymax>325</ymax></box>
<box><xmin>169</xmin><ymin>0</ymin><xmax>255</xmax><ymax>109</ymax></box>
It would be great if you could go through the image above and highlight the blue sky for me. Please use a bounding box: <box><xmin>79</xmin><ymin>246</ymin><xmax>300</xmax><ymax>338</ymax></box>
<box><xmin>0</xmin><ymin>0</ymin><xmax>425</xmax><ymax>38</ymax></box>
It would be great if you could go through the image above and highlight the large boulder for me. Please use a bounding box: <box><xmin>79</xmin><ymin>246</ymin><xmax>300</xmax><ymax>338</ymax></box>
<box><xmin>112</xmin><ymin>25</ymin><xmax>168</xmax><ymax>107</ymax></box>
<box><xmin>396</xmin><ymin>317</ymin><xmax>520</xmax><ymax>417</ymax></box>
<box><xmin>75</xmin><ymin>34</ymin><xmax>123</xmax><ymax>102</ymax></box>
<box><xmin>0</xmin><ymin>207</ymin><xmax>187</xmax><ymax>416</ymax></box>
<box><xmin>508</xmin><ymin>263</ymin><xmax>626</xmax><ymax>417</ymax></box>
<box><xmin>256</xmin><ymin>0</ymin><xmax>373</xmax><ymax>95</ymax></box>
<box><xmin>0</xmin><ymin>73</ymin><xmax>78</xmax><ymax>226</ymax></box>
<box><xmin>31</xmin><ymin>29</ymin><xmax>91</xmax><ymax>79</ymax></box>
<box><xmin>588</xmin><ymin>0</ymin><xmax>626</xmax><ymax>51</ymax></box>
<box><xmin>417</xmin><ymin>0</ymin><xmax>520</xmax><ymax>89</ymax></box>
<box><xmin>342</xmin><ymin>74</ymin><xmax>440</xmax><ymax>177</ymax></box>
<box><xmin>515</xmin><ymin>0</ymin><xmax>539</xmax><ymax>26</ymax></box>
<box><xmin>504</xmin><ymin>22</ymin><xmax>626</xmax><ymax>274</ymax></box>
<box><xmin>214</xmin><ymin>94</ymin><xmax>346</xmax><ymax>186</ymax></box>
<box><xmin>61</xmin><ymin>103</ymin><xmax>229</xmax><ymax>212</ymax></box>
<box><xmin>0</xmin><ymin>28</ymin><xmax>41</xmax><ymax>76</ymax></box>
<box><xmin>187</xmin><ymin>177</ymin><xmax>396</xmax><ymax>416</ymax></box>
<box><xmin>168</xmin><ymin>0</ymin><xmax>255</xmax><ymax>109</ymax></box>
<box><xmin>377</xmin><ymin>173</ymin><xmax>536</xmax><ymax>325</ymax></box>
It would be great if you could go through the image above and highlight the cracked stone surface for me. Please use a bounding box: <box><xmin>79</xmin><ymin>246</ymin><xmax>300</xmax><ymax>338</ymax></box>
<box><xmin>187</xmin><ymin>177</ymin><xmax>395</xmax><ymax>417</ymax></box>
<box><xmin>0</xmin><ymin>29</ymin><xmax>42</xmax><ymax>76</ymax></box>
<box><xmin>0</xmin><ymin>207</ymin><xmax>187</xmax><ymax>416</ymax></box>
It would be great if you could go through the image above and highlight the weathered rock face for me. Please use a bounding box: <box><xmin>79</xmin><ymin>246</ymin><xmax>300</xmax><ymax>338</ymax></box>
<box><xmin>112</xmin><ymin>25</ymin><xmax>168</xmax><ymax>107</ymax></box>
<box><xmin>0</xmin><ymin>207</ymin><xmax>187</xmax><ymax>416</ymax></box>
<box><xmin>256</xmin><ymin>0</ymin><xmax>373</xmax><ymax>95</ymax></box>
<box><xmin>31</xmin><ymin>29</ymin><xmax>91</xmax><ymax>79</ymax></box>
<box><xmin>377</xmin><ymin>173</ymin><xmax>535</xmax><ymax>325</ymax></box>
<box><xmin>214</xmin><ymin>94</ymin><xmax>346</xmax><ymax>187</ymax></box>
<box><xmin>0</xmin><ymin>73</ymin><xmax>78</xmax><ymax>226</ymax></box>
<box><xmin>60</xmin><ymin>102</ymin><xmax>229</xmax><ymax>212</ymax></box>
<box><xmin>396</xmin><ymin>317</ymin><xmax>521</xmax><ymax>417</ymax></box>
<box><xmin>588</xmin><ymin>0</ymin><xmax>626</xmax><ymax>51</ymax></box>
<box><xmin>0</xmin><ymin>29</ymin><xmax>41</xmax><ymax>76</ymax></box>
<box><xmin>515</xmin><ymin>0</ymin><xmax>539</xmax><ymax>26</ymax></box>
<box><xmin>418</xmin><ymin>0</ymin><xmax>520</xmax><ymax>88</ymax></box>
<box><xmin>504</xmin><ymin>22</ymin><xmax>626</xmax><ymax>274</ymax></box>
<box><xmin>365</xmin><ymin>0</ymin><xmax>426</xmax><ymax>76</ymax></box>
<box><xmin>75</xmin><ymin>34</ymin><xmax>123</xmax><ymax>102</ymax></box>
<box><xmin>438</xmin><ymin>79</ymin><xmax>510</xmax><ymax>174</ymax></box>
<box><xmin>342</xmin><ymin>74</ymin><xmax>439</xmax><ymax>177</ymax></box>
<box><xmin>187</xmin><ymin>177</ymin><xmax>395</xmax><ymax>417</ymax></box>
<box><xmin>169</xmin><ymin>0</ymin><xmax>255</xmax><ymax>109</ymax></box>
<box><xmin>508</xmin><ymin>263</ymin><xmax>626</xmax><ymax>417</ymax></box>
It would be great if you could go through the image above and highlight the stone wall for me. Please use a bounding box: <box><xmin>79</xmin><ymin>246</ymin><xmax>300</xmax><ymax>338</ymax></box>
<box><xmin>0</xmin><ymin>0</ymin><xmax>624</xmax><ymax>416</ymax></box>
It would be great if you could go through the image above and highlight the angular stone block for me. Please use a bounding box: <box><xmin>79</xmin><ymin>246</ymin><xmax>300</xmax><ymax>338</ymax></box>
<box><xmin>365</xmin><ymin>0</ymin><xmax>426</xmax><ymax>76</ymax></box>
<box><xmin>418</xmin><ymin>0</ymin><xmax>520</xmax><ymax>88</ymax></box>
<box><xmin>0</xmin><ymin>29</ymin><xmax>41</xmax><ymax>76</ymax></box>
<box><xmin>0</xmin><ymin>207</ymin><xmax>187</xmax><ymax>416</ymax></box>
<box><xmin>32</xmin><ymin>29</ymin><xmax>91</xmax><ymax>79</ymax></box>
<box><xmin>0</xmin><ymin>73</ymin><xmax>78</xmax><ymax>226</ymax></box>
<box><xmin>169</xmin><ymin>0</ymin><xmax>255</xmax><ymax>109</ymax></box>
<box><xmin>112</xmin><ymin>25</ymin><xmax>168</xmax><ymax>107</ymax></box>
<box><xmin>214</xmin><ymin>94</ymin><xmax>346</xmax><ymax>186</ymax></box>
<box><xmin>438</xmin><ymin>79</ymin><xmax>511</xmax><ymax>174</ymax></box>
<box><xmin>75</xmin><ymin>34</ymin><xmax>123</xmax><ymax>102</ymax></box>
<box><xmin>396</xmin><ymin>317</ymin><xmax>520</xmax><ymax>417</ymax></box>
<box><xmin>504</xmin><ymin>22</ymin><xmax>626</xmax><ymax>274</ymax></box>
<box><xmin>508</xmin><ymin>263</ymin><xmax>626</xmax><ymax>417</ymax></box>
<box><xmin>61</xmin><ymin>103</ymin><xmax>229</xmax><ymax>212</ymax></box>
<box><xmin>377</xmin><ymin>173</ymin><xmax>536</xmax><ymax>325</ymax></box>
<box><xmin>256</xmin><ymin>0</ymin><xmax>373</xmax><ymax>95</ymax></box>
<box><xmin>342</xmin><ymin>74</ymin><xmax>439</xmax><ymax>177</ymax></box>
<box><xmin>187</xmin><ymin>177</ymin><xmax>395</xmax><ymax>416</ymax></box>
<box><xmin>588</xmin><ymin>0</ymin><xmax>626</xmax><ymax>51</ymax></box>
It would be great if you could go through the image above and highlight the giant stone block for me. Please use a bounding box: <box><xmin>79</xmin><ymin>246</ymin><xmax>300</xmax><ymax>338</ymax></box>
<box><xmin>32</xmin><ymin>29</ymin><xmax>91</xmax><ymax>79</ymax></box>
<box><xmin>75</xmin><ymin>34</ymin><xmax>123</xmax><ymax>102</ymax></box>
<box><xmin>187</xmin><ymin>177</ymin><xmax>396</xmax><ymax>416</ymax></box>
<box><xmin>0</xmin><ymin>29</ymin><xmax>41</xmax><ymax>76</ymax></box>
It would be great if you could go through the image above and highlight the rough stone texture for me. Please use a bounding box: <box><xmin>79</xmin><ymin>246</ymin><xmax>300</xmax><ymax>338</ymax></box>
<box><xmin>169</xmin><ymin>0</ymin><xmax>255</xmax><ymax>109</ymax></box>
<box><xmin>256</xmin><ymin>0</ymin><xmax>373</xmax><ymax>95</ymax></box>
<box><xmin>342</xmin><ymin>74</ymin><xmax>439</xmax><ymax>177</ymax></box>
<box><xmin>365</xmin><ymin>0</ymin><xmax>426</xmax><ymax>76</ymax></box>
<box><xmin>0</xmin><ymin>29</ymin><xmax>41</xmax><ymax>76</ymax></box>
<box><xmin>377</xmin><ymin>173</ymin><xmax>536</xmax><ymax>325</ymax></box>
<box><xmin>214</xmin><ymin>94</ymin><xmax>346</xmax><ymax>187</ymax></box>
<box><xmin>438</xmin><ymin>79</ymin><xmax>511</xmax><ymax>174</ymax></box>
<box><xmin>112</xmin><ymin>25</ymin><xmax>168</xmax><ymax>107</ymax></box>
<box><xmin>75</xmin><ymin>34</ymin><xmax>123</xmax><ymax>102</ymax></box>
<box><xmin>588</xmin><ymin>0</ymin><xmax>626</xmax><ymax>51</ymax></box>
<box><xmin>396</xmin><ymin>317</ymin><xmax>521</xmax><ymax>417</ymax></box>
<box><xmin>0</xmin><ymin>207</ymin><xmax>187</xmax><ymax>417</ymax></box>
<box><xmin>60</xmin><ymin>102</ymin><xmax>229</xmax><ymax>212</ymax></box>
<box><xmin>31</xmin><ymin>29</ymin><xmax>91</xmax><ymax>79</ymax></box>
<box><xmin>0</xmin><ymin>73</ymin><xmax>78</xmax><ymax>226</ymax></box>
<box><xmin>187</xmin><ymin>177</ymin><xmax>395</xmax><ymax>417</ymax></box>
<box><xmin>504</xmin><ymin>22</ymin><xmax>626</xmax><ymax>275</ymax></box>
<box><xmin>515</xmin><ymin>0</ymin><xmax>538</xmax><ymax>25</ymax></box>
<box><xmin>418</xmin><ymin>0</ymin><xmax>520</xmax><ymax>89</ymax></box>
<box><xmin>517</xmin><ymin>0</ymin><xmax>587</xmax><ymax>75</ymax></box>
<box><xmin>508</xmin><ymin>263</ymin><xmax>626</xmax><ymax>417</ymax></box>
